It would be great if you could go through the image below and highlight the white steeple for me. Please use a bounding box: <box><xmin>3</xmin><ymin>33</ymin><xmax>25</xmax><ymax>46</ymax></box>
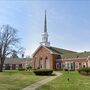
<box><xmin>40</xmin><ymin>10</ymin><xmax>50</xmax><ymax>47</ymax></box>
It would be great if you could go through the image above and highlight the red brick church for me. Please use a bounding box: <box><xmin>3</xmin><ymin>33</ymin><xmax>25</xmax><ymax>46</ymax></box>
<box><xmin>32</xmin><ymin>11</ymin><xmax>90</xmax><ymax>70</ymax></box>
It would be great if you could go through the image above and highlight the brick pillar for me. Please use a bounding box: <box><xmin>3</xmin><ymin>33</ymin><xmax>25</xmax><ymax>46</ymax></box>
<box><xmin>51</xmin><ymin>54</ymin><xmax>56</xmax><ymax>70</ymax></box>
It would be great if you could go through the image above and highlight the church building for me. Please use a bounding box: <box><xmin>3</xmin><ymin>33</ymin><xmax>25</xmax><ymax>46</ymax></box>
<box><xmin>32</xmin><ymin>11</ymin><xmax>90</xmax><ymax>70</ymax></box>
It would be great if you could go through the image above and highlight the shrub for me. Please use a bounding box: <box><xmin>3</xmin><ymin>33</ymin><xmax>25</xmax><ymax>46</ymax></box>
<box><xmin>64</xmin><ymin>69</ymin><xmax>68</xmax><ymax>71</ymax></box>
<box><xmin>27</xmin><ymin>66</ymin><xmax>32</xmax><ymax>69</ymax></box>
<box><xmin>78</xmin><ymin>67</ymin><xmax>90</xmax><ymax>75</ymax></box>
<box><xmin>18</xmin><ymin>68</ymin><xmax>25</xmax><ymax>71</ymax></box>
<box><xmin>32</xmin><ymin>69</ymin><xmax>36</xmax><ymax>70</ymax></box>
<box><xmin>33</xmin><ymin>69</ymin><xmax>53</xmax><ymax>75</ymax></box>
<box><xmin>26</xmin><ymin>66</ymin><xmax>32</xmax><ymax>71</ymax></box>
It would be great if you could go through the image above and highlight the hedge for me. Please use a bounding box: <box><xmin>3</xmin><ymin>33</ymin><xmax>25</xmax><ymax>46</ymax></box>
<box><xmin>64</xmin><ymin>69</ymin><xmax>68</xmax><ymax>71</ymax></box>
<box><xmin>33</xmin><ymin>69</ymin><xmax>53</xmax><ymax>75</ymax></box>
<box><xmin>18</xmin><ymin>68</ymin><xmax>25</xmax><ymax>71</ymax></box>
<box><xmin>78</xmin><ymin>67</ymin><xmax>90</xmax><ymax>75</ymax></box>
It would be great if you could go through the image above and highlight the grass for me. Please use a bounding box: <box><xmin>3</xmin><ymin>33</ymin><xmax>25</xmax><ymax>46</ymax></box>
<box><xmin>0</xmin><ymin>70</ymin><xmax>46</xmax><ymax>90</ymax></box>
<box><xmin>36</xmin><ymin>71</ymin><xmax>90</xmax><ymax>90</ymax></box>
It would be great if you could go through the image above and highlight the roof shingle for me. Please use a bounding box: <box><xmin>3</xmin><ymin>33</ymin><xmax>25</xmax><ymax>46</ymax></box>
<box><xmin>46</xmin><ymin>46</ymin><xmax>90</xmax><ymax>59</ymax></box>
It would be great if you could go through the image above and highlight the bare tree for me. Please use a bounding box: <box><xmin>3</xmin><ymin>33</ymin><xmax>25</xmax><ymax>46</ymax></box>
<box><xmin>11</xmin><ymin>50</ymin><xmax>19</xmax><ymax>58</ymax></box>
<box><xmin>0</xmin><ymin>25</ymin><xmax>19</xmax><ymax>72</ymax></box>
<box><xmin>18</xmin><ymin>47</ymin><xmax>25</xmax><ymax>58</ymax></box>
<box><xmin>10</xmin><ymin>47</ymin><xmax>25</xmax><ymax>59</ymax></box>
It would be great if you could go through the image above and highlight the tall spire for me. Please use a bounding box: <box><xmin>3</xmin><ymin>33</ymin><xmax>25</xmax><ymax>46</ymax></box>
<box><xmin>40</xmin><ymin>10</ymin><xmax>50</xmax><ymax>47</ymax></box>
<box><xmin>44</xmin><ymin>10</ymin><xmax>47</xmax><ymax>33</ymax></box>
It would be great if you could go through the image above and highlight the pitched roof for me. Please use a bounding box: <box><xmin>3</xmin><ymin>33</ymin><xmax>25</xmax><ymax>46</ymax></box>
<box><xmin>46</xmin><ymin>46</ymin><xmax>77</xmax><ymax>55</ymax></box>
<box><xmin>46</xmin><ymin>46</ymin><xmax>90</xmax><ymax>59</ymax></box>
<box><xmin>32</xmin><ymin>45</ymin><xmax>90</xmax><ymax>59</ymax></box>
<box><xmin>61</xmin><ymin>52</ymin><xmax>90</xmax><ymax>59</ymax></box>
<box><xmin>0</xmin><ymin>58</ymin><xmax>31</xmax><ymax>64</ymax></box>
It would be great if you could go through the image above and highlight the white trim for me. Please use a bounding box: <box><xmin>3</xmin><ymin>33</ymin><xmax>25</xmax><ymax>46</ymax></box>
<box><xmin>32</xmin><ymin>45</ymin><xmax>57</xmax><ymax>57</ymax></box>
<box><xmin>43</xmin><ymin>46</ymin><xmax>55</xmax><ymax>54</ymax></box>
<box><xmin>32</xmin><ymin>45</ymin><xmax>42</xmax><ymax>57</ymax></box>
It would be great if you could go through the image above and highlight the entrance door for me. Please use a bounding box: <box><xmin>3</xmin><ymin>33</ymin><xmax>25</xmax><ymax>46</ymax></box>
<box><xmin>12</xmin><ymin>64</ymin><xmax>16</xmax><ymax>70</ymax></box>
<box><xmin>56</xmin><ymin>59</ymin><xmax>61</xmax><ymax>69</ymax></box>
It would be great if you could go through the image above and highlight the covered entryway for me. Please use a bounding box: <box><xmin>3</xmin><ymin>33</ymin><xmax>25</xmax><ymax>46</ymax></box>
<box><xmin>12</xmin><ymin>64</ymin><xmax>16</xmax><ymax>70</ymax></box>
<box><xmin>56</xmin><ymin>59</ymin><xmax>61</xmax><ymax>69</ymax></box>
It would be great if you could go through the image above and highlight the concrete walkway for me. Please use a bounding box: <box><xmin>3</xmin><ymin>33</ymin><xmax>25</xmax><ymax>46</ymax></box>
<box><xmin>22</xmin><ymin>72</ymin><xmax>62</xmax><ymax>90</ymax></box>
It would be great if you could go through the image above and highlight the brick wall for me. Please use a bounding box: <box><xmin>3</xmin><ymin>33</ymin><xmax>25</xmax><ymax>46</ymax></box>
<box><xmin>32</xmin><ymin>46</ymin><xmax>55</xmax><ymax>69</ymax></box>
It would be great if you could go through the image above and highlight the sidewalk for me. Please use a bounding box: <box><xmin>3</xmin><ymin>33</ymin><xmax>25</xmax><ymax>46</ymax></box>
<box><xmin>22</xmin><ymin>72</ymin><xmax>62</xmax><ymax>90</ymax></box>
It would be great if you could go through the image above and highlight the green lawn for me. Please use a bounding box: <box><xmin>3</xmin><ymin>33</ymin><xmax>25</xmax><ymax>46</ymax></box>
<box><xmin>0</xmin><ymin>70</ymin><xmax>46</xmax><ymax>90</ymax></box>
<box><xmin>36</xmin><ymin>71</ymin><xmax>90</xmax><ymax>90</ymax></box>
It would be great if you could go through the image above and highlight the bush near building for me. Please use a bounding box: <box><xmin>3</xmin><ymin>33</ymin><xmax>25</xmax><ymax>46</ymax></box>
<box><xmin>78</xmin><ymin>67</ymin><xmax>90</xmax><ymax>75</ymax></box>
<box><xmin>18</xmin><ymin>68</ymin><xmax>25</xmax><ymax>71</ymax></box>
<box><xmin>33</xmin><ymin>69</ymin><xmax>53</xmax><ymax>75</ymax></box>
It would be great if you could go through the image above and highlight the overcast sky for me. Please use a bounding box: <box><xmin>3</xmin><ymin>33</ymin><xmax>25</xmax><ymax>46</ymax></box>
<box><xmin>0</xmin><ymin>0</ymin><xmax>90</xmax><ymax>56</ymax></box>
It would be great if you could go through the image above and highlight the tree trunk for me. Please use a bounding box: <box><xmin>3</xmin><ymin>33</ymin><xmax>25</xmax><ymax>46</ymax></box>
<box><xmin>0</xmin><ymin>58</ymin><xmax>5</xmax><ymax>72</ymax></box>
<box><xmin>0</xmin><ymin>64</ymin><xmax>3</xmax><ymax>72</ymax></box>
<box><xmin>0</xmin><ymin>62</ymin><xmax>3</xmax><ymax>72</ymax></box>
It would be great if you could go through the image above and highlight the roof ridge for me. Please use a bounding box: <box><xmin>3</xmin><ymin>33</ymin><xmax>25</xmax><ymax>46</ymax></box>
<box><xmin>48</xmin><ymin>46</ymin><xmax>77</xmax><ymax>53</ymax></box>
<box><xmin>46</xmin><ymin>46</ymin><xmax>77</xmax><ymax>55</ymax></box>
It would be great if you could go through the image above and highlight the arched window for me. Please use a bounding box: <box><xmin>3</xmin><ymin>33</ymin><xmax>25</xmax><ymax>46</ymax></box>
<box><xmin>45</xmin><ymin>57</ymin><xmax>48</xmax><ymax>69</ymax></box>
<box><xmin>45</xmin><ymin>57</ymin><xmax>48</xmax><ymax>60</ymax></box>
<box><xmin>56</xmin><ymin>55</ymin><xmax>61</xmax><ymax>59</ymax></box>
<box><xmin>40</xmin><ymin>57</ymin><xmax>42</xmax><ymax>60</ymax></box>
<box><xmin>39</xmin><ymin>57</ymin><xmax>42</xmax><ymax>69</ymax></box>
